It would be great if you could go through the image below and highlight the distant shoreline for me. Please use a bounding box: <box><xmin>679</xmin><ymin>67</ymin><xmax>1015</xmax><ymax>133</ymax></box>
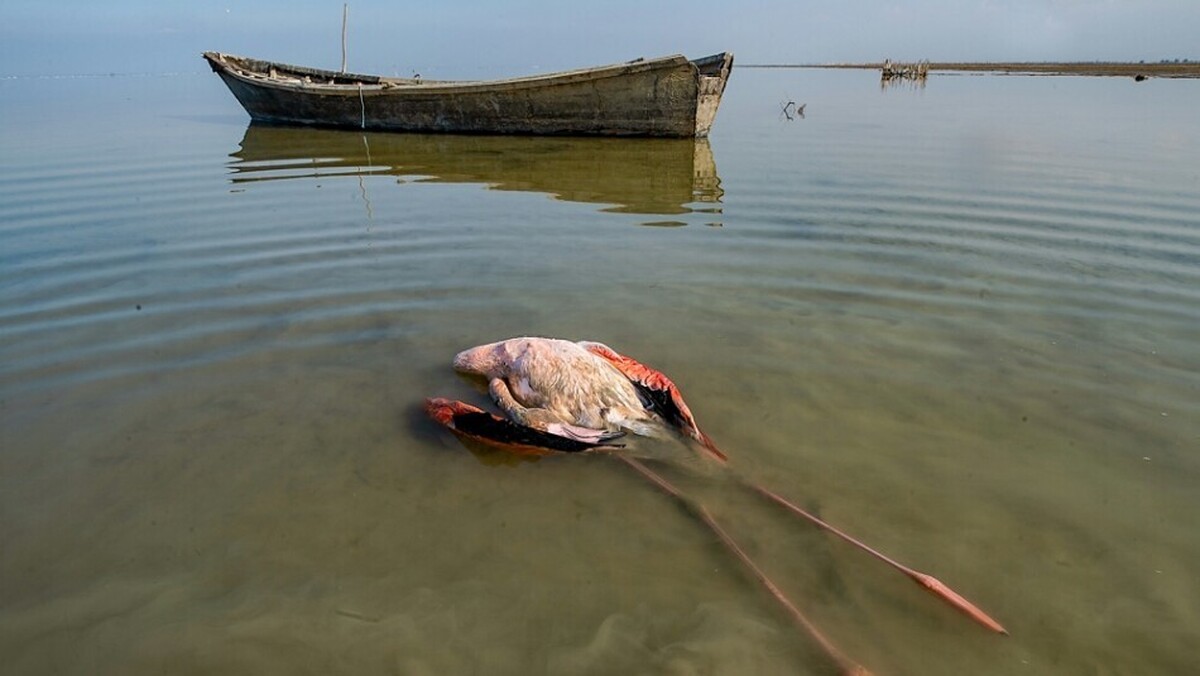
<box><xmin>742</xmin><ymin>62</ymin><xmax>1200</xmax><ymax>78</ymax></box>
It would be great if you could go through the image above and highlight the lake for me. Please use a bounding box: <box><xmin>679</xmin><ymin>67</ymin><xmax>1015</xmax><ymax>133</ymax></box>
<box><xmin>2</xmin><ymin>66</ymin><xmax>1198</xmax><ymax>675</ymax></box>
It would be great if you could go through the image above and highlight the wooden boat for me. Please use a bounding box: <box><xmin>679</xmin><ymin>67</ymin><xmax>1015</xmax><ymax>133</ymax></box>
<box><xmin>203</xmin><ymin>51</ymin><xmax>733</xmax><ymax>138</ymax></box>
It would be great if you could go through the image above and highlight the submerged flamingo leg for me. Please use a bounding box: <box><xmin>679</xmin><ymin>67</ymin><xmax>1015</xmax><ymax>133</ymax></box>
<box><xmin>616</xmin><ymin>455</ymin><xmax>873</xmax><ymax>676</ymax></box>
<box><xmin>745</xmin><ymin>481</ymin><xmax>1009</xmax><ymax>635</ymax></box>
<box><xmin>581</xmin><ymin>341</ymin><xmax>1006</xmax><ymax>634</ymax></box>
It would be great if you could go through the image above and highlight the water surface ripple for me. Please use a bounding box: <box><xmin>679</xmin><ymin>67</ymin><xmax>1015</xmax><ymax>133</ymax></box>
<box><xmin>2</xmin><ymin>71</ymin><xmax>1198</xmax><ymax>675</ymax></box>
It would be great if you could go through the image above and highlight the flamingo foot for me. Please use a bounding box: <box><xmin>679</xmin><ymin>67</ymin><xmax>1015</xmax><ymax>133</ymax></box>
<box><xmin>912</xmin><ymin>573</ymin><xmax>1009</xmax><ymax>635</ymax></box>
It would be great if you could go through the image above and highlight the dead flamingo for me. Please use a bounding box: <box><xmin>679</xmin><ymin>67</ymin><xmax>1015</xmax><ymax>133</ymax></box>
<box><xmin>440</xmin><ymin>337</ymin><xmax>1007</xmax><ymax>630</ymax></box>
<box><xmin>426</xmin><ymin>338</ymin><xmax>1007</xmax><ymax>668</ymax></box>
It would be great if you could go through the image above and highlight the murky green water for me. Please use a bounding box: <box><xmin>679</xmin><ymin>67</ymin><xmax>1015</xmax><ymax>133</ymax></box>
<box><xmin>2</xmin><ymin>69</ymin><xmax>1198</xmax><ymax>675</ymax></box>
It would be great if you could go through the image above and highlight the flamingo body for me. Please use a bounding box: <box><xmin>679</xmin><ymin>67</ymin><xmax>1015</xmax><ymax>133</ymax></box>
<box><xmin>452</xmin><ymin>337</ymin><xmax>660</xmax><ymax>442</ymax></box>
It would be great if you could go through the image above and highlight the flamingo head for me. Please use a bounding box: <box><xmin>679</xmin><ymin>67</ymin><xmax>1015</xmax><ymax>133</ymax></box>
<box><xmin>452</xmin><ymin>340</ymin><xmax>512</xmax><ymax>377</ymax></box>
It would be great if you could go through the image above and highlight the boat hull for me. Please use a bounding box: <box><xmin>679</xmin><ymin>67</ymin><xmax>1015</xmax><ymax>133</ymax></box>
<box><xmin>203</xmin><ymin>52</ymin><xmax>732</xmax><ymax>138</ymax></box>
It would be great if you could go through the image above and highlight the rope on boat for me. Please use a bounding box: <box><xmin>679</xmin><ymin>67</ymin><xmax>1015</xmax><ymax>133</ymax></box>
<box><xmin>358</xmin><ymin>83</ymin><xmax>366</xmax><ymax>129</ymax></box>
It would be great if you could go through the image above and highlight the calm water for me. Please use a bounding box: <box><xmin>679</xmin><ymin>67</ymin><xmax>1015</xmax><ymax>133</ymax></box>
<box><xmin>2</xmin><ymin>68</ymin><xmax>1198</xmax><ymax>675</ymax></box>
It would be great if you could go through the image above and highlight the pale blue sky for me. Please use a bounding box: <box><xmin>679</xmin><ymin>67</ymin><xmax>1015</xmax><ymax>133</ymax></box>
<box><xmin>2</xmin><ymin>1</ymin><xmax>1197</xmax><ymax>77</ymax></box>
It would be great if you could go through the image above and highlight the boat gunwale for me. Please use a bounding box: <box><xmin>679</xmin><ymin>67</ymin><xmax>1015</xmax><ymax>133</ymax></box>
<box><xmin>202</xmin><ymin>51</ymin><xmax>711</xmax><ymax>97</ymax></box>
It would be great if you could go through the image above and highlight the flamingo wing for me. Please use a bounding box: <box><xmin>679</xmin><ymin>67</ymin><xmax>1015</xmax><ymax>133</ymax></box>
<box><xmin>425</xmin><ymin>398</ymin><xmax>623</xmax><ymax>456</ymax></box>
<box><xmin>578</xmin><ymin>341</ymin><xmax>727</xmax><ymax>462</ymax></box>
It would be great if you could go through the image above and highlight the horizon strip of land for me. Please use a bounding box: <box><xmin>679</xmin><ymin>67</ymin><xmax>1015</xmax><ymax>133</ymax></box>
<box><xmin>741</xmin><ymin>61</ymin><xmax>1200</xmax><ymax>77</ymax></box>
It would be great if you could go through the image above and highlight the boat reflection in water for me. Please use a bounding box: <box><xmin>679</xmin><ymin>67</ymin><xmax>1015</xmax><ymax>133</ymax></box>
<box><xmin>228</xmin><ymin>124</ymin><xmax>722</xmax><ymax>224</ymax></box>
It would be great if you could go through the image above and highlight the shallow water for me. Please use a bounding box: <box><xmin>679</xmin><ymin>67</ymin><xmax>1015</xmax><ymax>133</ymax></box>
<box><xmin>2</xmin><ymin>69</ymin><xmax>1198</xmax><ymax>675</ymax></box>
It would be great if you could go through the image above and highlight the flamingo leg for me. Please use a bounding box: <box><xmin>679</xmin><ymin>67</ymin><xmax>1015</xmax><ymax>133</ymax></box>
<box><xmin>616</xmin><ymin>455</ymin><xmax>873</xmax><ymax>676</ymax></box>
<box><xmin>579</xmin><ymin>342</ymin><xmax>1007</xmax><ymax>634</ymax></box>
<box><xmin>742</xmin><ymin>480</ymin><xmax>1009</xmax><ymax>635</ymax></box>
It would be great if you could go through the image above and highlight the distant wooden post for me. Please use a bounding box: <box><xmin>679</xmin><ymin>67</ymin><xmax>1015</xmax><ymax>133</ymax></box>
<box><xmin>340</xmin><ymin>4</ymin><xmax>348</xmax><ymax>73</ymax></box>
